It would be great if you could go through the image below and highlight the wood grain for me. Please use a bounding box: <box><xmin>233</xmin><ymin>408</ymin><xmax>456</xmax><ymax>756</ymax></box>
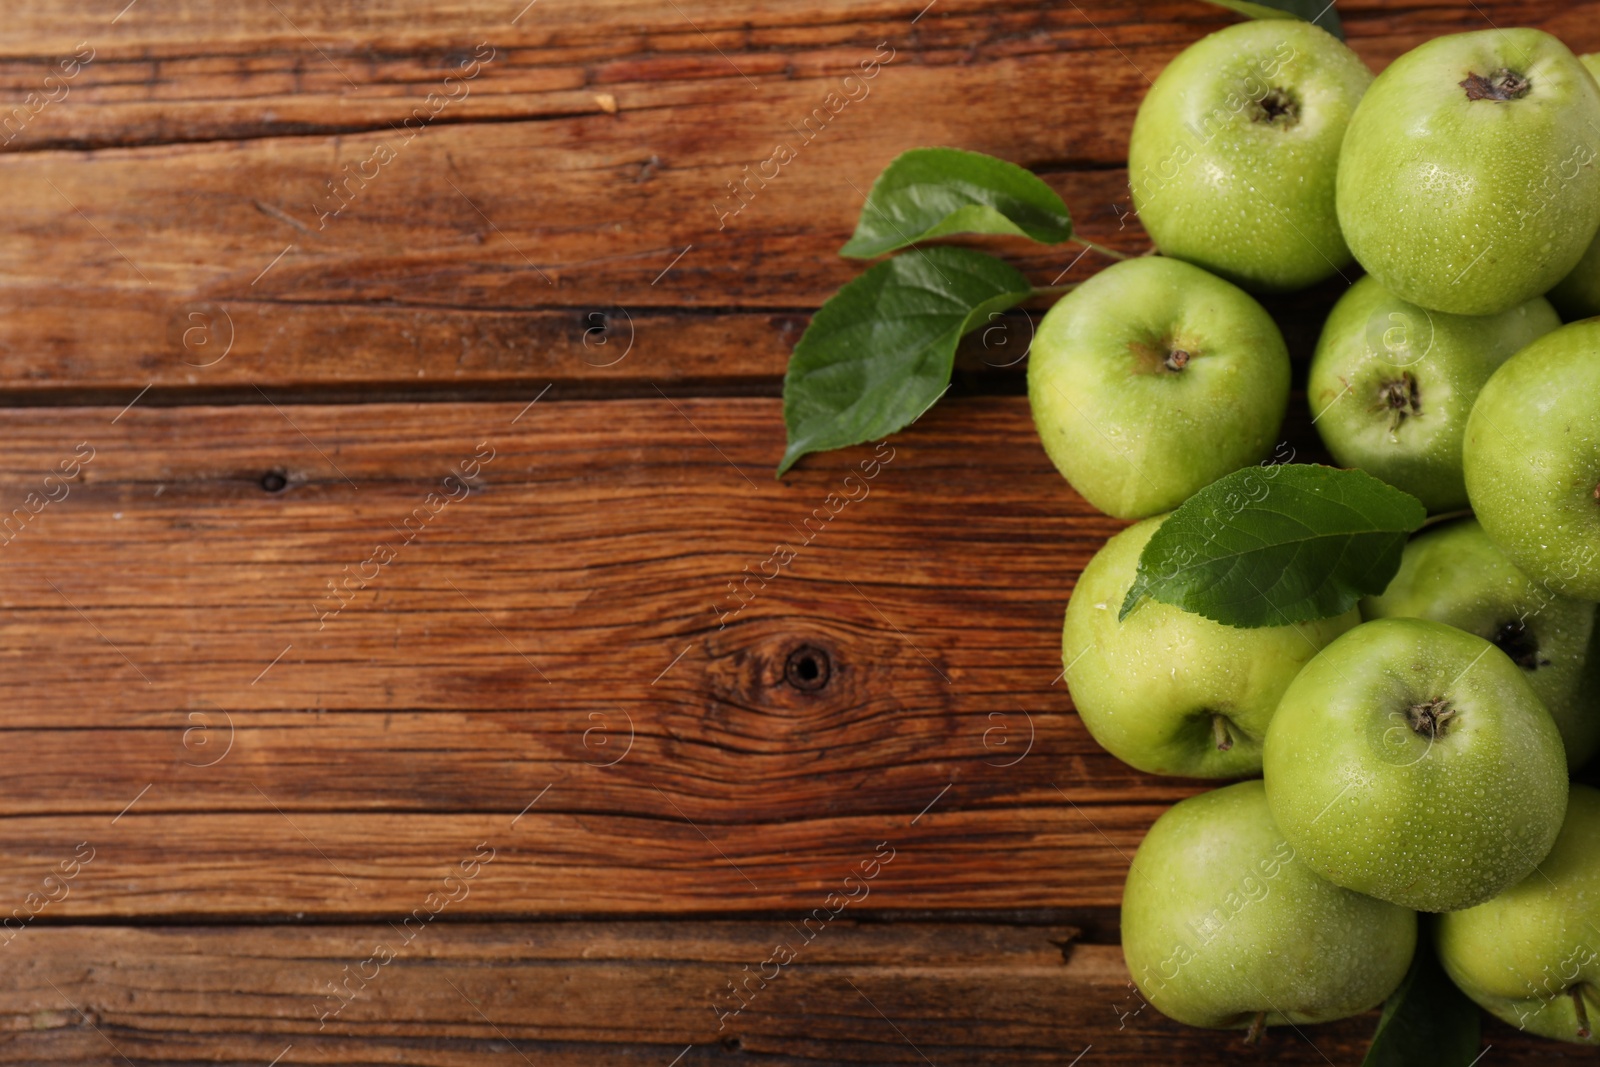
<box><xmin>0</xmin><ymin>921</ymin><xmax>1567</xmax><ymax>1065</ymax></box>
<box><xmin>0</xmin><ymin>395</ymin><xmax>1195</xmax><ymax>918</ymax></box>
<box><xmin>0</xmin><ymin>0</ymin><xmax>1588</xmax><ymax>395</ymax></box>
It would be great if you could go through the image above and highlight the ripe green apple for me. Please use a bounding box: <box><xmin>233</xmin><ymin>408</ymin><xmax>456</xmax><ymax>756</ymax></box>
<box><xmin>1548</xmin><ymin>54</ymin><xmax>1600</xmax><ymax>320</ymax></box>
<box><xmin>1263</xmin><ymin>617</ymin><xmax>1567</xmax><ymax>912</ymax></box>
<box><xmin>1128</xmin><ymin>20</ymin><xmax>1372</xmax><ymax>292</ymax></box>
<box><xmin>1364</xmin><ymin>519</ymin><xmax>1600</xmax><ymax>768</ymax></box>
<box><xmin>1063</xmin><ymin>515</ymin><xmax>1358</xmax><ymax>778</ymax></box>
<box><xmin>1437</xmin><ymin>785</ymin><xmax>1600</xmax><ymax>1044</ymax></box>
<box><xmin>1308</xmin><ymin>276</ymin><xmax>1558</xmax><ymax>512</ymax></box>
<box><xmin>1337</xmin><ymin>29</ymin><xmax>1600</xmax><ymax>315</ymax></box>
<box><xmin>1464</xmin><ymin>319</ymin><xmax>1600</xmax><ymax>601</ymax></box>
<box><xmin>1123</xmin><ymin>780</ymin><xmax>1416</xmax><ymax>1032</ymax></box>
<box><xmin>1028</xmin><ymin>256</ymin><xmax>1290</xmax><ymax>519</ymax></box>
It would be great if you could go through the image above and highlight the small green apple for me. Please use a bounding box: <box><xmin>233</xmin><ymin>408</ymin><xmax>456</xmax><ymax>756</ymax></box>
<box><xmin>1128</xmin><ymin>20</ymin><xmax>1372</xmax><ymax>292</ymax></box>
<box><xmin>1264</xmin><ymin>617</ymin><xmax>1567</xmax><ymax>912</ymax></box>
<box><xmin>1337</xmin><ymin>29</ymin><xmax>1600</xmax><ymax>315</ymax></box>
<box><xmin>1063</xmin><ymin>514</ymin><xmax>1358</xmax><ymax>778</ymax></box>
<box><xmin>1308</xmin><ymin>276</ymin><xmax>1559</xmax><ymax>512</ymax></box>
<box><xmin>1437</xmin><ymin>784</ymin><xmax>1600</xmax><ymax>1043</ymax></box>
<box><xmin>1548</xmin><ymin>54</ymin><xmax>1600</xmax><ymax>320</ymax></box>
<box><xmin>1123</xmin><ymin>780</ymin><xmax>1416</xmax><ymax>1032</ymax></box>
<box><xmin>1464</xmin><ymin>319</ymin><xmax>1600</xmax><ymax>601</ymax></box>
<box><xmin>1028</xmin><ymin>256</ymin><xmax>1290</xmax><ymax>519</ymax></box>
<box><xmin>1364</xmin><ymin>519</ymin><xmax>1600</xmax><ymax>768</ymax></box>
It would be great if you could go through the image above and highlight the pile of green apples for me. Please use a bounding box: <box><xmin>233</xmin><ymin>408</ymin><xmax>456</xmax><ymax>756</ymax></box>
<box><xmin>1028</xmin><ymin>20</ymin><xmax>1600</xmax><ymax>1046</ymax></box>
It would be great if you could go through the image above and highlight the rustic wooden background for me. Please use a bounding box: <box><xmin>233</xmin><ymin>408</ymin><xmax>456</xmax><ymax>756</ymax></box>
<box><xmin>0</xmin><ymin>1</ymin><xmax>1595</xmax><ymax>1063</ymax></box>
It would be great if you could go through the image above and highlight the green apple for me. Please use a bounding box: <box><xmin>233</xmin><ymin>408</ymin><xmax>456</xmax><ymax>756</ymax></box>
<box><xmin>1548</xmin><ymin>54</ymin><xmax>1600</xmax><ymax>320</ymax></box>
<box><xmin>1123</xmin><ymin>780</ymin><xmax>1416</xmax><ymax>1032</ymax></box>
<box><xmin>1307</xmin><ymin>276</ymin><xmax>1559</xmax><ymax>512</ymax></box>
<box><xmin>1028</xmin><ymin>256</ymin><xmax>1290</xmax><ymax>519</ymax></box>
<box><xmin>1464</xmin><ymin>319</ymin><xmax>1600</xmax><ymax>601</ymax></box>
<box><xmin>1437</xmin><ymin>784</ymin><xmax>1600</xmax><ymax>1043</ymax></box>
<box><xmin>1364</xmin><ymin>519</ymin><xmax>1600</xmax><ymax>768</ymax></box>
<box><xmin>1264</xmin><ymin>617</ymin><xmax>1567</xmax><ymax>912</ymax></box>
<box><xmin>1337</xmin><ymin>29</ymin><xmax>1600</xmax><ymax>315</ymax></box>
<box><xmin>1128</xmin><ymin>20</ymin><xmax>1372</xmax><ymax>292</ymax></box>
<box><xmin>1063</xmin><ymin>515</ymin><xmax>1358</xmax><ymax>778</ymax></box>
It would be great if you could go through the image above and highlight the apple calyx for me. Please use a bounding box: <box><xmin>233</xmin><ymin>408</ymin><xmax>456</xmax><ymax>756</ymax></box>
<box><xmin>1250</xmin><ymin>88</ymin><xmax>1300</xmax><ymax>128</ymax></box>
<box><xmin>1406</xmin><ymin>697</ymin><xmax>1456</xmax><ymax>738</ymax></box>
<box><xmin>1164</xmin><ymin>348</ymin><xmax>1192</xmax><ymax>371</ymax></box>
<box><xmin>1572</xmin><ymin>984</ymin><xmax>1592</xmax><ymax>1040</ymax></box>
<box><xmin>1460</xmin><ymin>68</ymin><xmax>1531</xmax><ymax>102</ymax></box>
<box><xmin>1491</xmin><ymin>619</ymin><xmax>1548</xmax><ymax>670</ymax></box>
<box><xmin>1374</xmin><ymin>372</ymin><xmax>1421</xmax><ymax>432</ymax></box>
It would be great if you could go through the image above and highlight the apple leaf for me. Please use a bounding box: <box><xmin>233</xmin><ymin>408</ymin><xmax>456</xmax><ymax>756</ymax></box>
<box><xmin>1119</xmin><ymin>465</ymin><xmax>1426</xmax><ymax>628</ymax></box>
<box><xmin>778</xmin><ymin>247</ymin><xmax>1033</xmax><ymax>476</ymax></box>
<box><xmin>1200</xmin><ymin>0</ymin><xmax>1344</xmax><ymax>39</ymax></box>
<box><xmin>840</xmin><ymin>148</ymin><xmax>1074</xmax><ymax>260</ymax></box>
<box><xmin>1361</xmin><ymin>943</ymin><xmax>1482</xmax><ymax>1067</ymax></box>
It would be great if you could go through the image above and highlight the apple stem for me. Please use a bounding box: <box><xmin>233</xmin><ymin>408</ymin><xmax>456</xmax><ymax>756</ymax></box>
<box><xmin>1072</xmin><ymin>238</ymin><xmax>1131</xmax><ymax>262</ymax></box>
<box><xmin>1573</xmin><ymin>985</ymin><xmax>1592</xmax><ymax>1040</ymax></box>
<box><xmin>1212</xmin><ymin>715</ymin><xmax>1233</xmax><ymax>752</ymax></box>
<box><xmin>1244</xmin><ymin>1011</ymin><xmax>1266</xmax><ymax>1044</ymax></box>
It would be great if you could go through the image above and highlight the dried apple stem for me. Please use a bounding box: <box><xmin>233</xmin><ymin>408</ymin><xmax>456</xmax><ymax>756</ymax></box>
<box><xmin>1244</xmin><ymin>1011</ymin><xmax>1266</xmax><ymax>1044</ymax></box>
<box><xmin>1212</xmin><ymin>715</ymin><xmax>1233</xmax><ymax>752</ymax></box>
<box><xmin>1573</xmin><ymin>984</ymin><xmax>1592</xmax><ymax>1040</ymax></box>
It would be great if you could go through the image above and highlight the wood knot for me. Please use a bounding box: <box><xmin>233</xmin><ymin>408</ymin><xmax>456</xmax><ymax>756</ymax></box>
<box><xmin>784</xmin><ymin>644</ymin><xmax>831</xmax><ymax>692</ymax></box>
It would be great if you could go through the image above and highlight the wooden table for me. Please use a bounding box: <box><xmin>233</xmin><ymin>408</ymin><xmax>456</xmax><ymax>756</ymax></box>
<box><xmin>0</xmin><ymin>1</ymin><xmax>1593</xmax><ymax>1063</ymax></box>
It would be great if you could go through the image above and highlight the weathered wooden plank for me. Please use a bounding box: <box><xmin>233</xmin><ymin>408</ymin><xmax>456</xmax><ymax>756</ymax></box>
<box><xmin>0</xmin><ymin>1</ymin><xmax>1586</xmax><ymax>393</ymax></box>
<box><xmin>0</xmin><ymin>395</ymin><xmax>1220</xmax><ymax>915</ymax></box>
<box><xmin>0</xmin><ymin>922</ymin><xmax>1564</xmax><ymax>1065</ymax></box>
<box><xmin>0</xmin><ymin>705</ymin><xmax>1169</xmax><ymax>815</ymax></box>
<box><xmin>0</xmin><ymin>805</ymin><xmax>1145</xmax><ymax>916</ymax></box>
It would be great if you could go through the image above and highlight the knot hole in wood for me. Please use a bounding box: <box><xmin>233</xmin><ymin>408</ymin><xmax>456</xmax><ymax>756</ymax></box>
<box><xmin>784</xmin><ymin>643</ymin><xmax>831</xmax><ymax>692</ymax></box>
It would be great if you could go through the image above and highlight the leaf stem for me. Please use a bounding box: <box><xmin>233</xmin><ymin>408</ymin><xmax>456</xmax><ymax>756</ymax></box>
<box><xmin>1419</xmin><ymin>509</ymin><xmax>1474</xmax><ymax>530</ymax></box>
<box><xmin>1030</xmin><ymin>283</ymin><xmax>1079</xmax><ymax>299</ymax></box>
<box><xmin>1073</xmin><ymin>238</ymin><xmax>1130</xmax><ymax>261</ymax></box>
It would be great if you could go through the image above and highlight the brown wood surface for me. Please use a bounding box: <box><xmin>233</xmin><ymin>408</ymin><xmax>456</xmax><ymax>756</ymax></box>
<box><xmin>0</xmin><ymin>398</ymin><xmax>1147</xmax><ymax>919</ymax></box>
<box><xmin>1</xmin><ymin>0</ymin><xmax>1596</xmax><ymax>1063</ymax></box>
<box><xmin>0</xmin><ymin>922</ymin><xmax>1580</xmax><ymax>1065</ymax></box>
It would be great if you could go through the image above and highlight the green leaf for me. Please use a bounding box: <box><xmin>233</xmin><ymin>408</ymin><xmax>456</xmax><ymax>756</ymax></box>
<box><xmin>1200</xmin><ymin>0</ymin><xmax>1343</xmax><ymax>38</ymax></box>
<box><xmin>1361</xmin><ymin>941</ymin><xmax>1481</xmax><ymax>1067</ymax></box>
<box><xmin>840</xmin><ymin>148</ymin><xmax>1074</xmax><ymax>260</ymax></box>
<box><xmin>778</xmin><ymin>247</ymin><xmax>1032</xmax><ymax>476</ymax></box>
<box><xmin>1119</xmin><ymin>465</ymin><xmax>1426</xmax><ymax>628</ymax></box>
